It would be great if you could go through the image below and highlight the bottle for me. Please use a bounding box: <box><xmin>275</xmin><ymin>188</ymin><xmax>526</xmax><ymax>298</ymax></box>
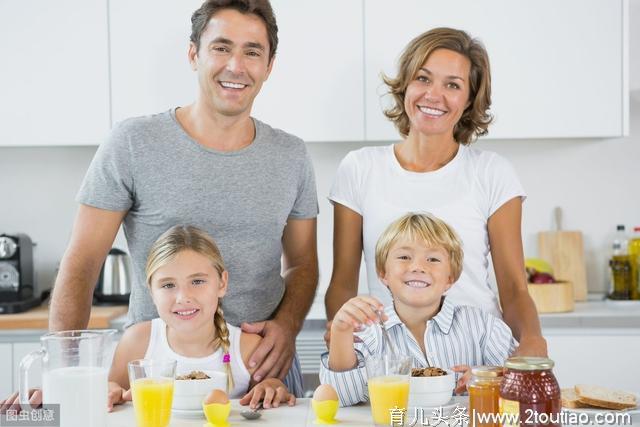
<box><xmin>628</xmin><ymin>227</ymin><xmax>640</xmax><ymax>300</ymax></box>
<box><xmin>609</xmin><ymin>238</ymin><xmax>631</xmax><ymax>300</ymax></box>
<box><xmin>469</xmin><ymin>366</ymin><xmax>503</xmax><ymax>427</ymax></box>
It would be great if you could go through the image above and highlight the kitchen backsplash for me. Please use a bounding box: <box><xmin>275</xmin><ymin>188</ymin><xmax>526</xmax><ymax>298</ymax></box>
<box><xmin>1</xmin><ymin>100</ymin><xmax>639</xmax><ymax>319</ymax></box>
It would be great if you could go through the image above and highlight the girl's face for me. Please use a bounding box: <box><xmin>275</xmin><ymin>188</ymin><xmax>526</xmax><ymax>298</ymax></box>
<box><xmin>404</xmin><ymin>48</ymin><xmax>471</xmax><ymax>140</ymax></box>
<box><xmin>149</xmin><ymin>249</ymin><xmax>228</xmax><ymax>334</ymax></box>
<box><xmin>379</xmin><ymin>238</ymin><xmax>454</xmax><ymax>309</ymax></box>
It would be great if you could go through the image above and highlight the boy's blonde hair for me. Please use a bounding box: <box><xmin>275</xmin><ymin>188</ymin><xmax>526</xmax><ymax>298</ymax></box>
<box><xmin>146</xmin><ymin>225</ymin><xmax>234</xmax><ymax>392</ymax></box>
<box><xmin>375</xmin><ymin>213</ymin><xmax>464</xmax><ymax>282</ymax></box>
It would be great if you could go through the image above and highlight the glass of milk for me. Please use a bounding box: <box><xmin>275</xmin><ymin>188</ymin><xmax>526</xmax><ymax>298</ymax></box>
<box><xmin>19</xmin><ymin>329</ymin><xmax>117</xmax><ymax>427</ymax></box>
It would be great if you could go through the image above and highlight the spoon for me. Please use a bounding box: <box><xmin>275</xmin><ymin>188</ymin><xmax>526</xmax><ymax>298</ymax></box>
<box><xmin>240</xmin><ymin>401</ymin><xmax>263</xmax><ymax>420</ymax></box>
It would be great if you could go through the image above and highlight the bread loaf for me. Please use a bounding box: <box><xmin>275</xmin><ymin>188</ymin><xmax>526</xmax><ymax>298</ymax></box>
<box><xmin>561</xmin><ymin>388</ymin><xmax>589</xmax><ymax>409</ymax></box>
<box><xmin>574</xmin><ymin>384</ymin><xmax>637</xmax><ymax>410</ymax></box>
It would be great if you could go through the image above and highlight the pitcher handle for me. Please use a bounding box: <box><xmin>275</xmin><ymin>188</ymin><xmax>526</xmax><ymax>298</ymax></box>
<box><xmin>19</xmin><ymin>347</ymin><xmax>45</xmax><ymax>410</ymax></box>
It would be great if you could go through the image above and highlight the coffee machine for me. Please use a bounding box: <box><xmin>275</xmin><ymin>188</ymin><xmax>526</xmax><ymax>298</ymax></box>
<box><xmin>0</xmin><ymin>233</ymin><xmax>41</xmax><ymax>314</ymax></box>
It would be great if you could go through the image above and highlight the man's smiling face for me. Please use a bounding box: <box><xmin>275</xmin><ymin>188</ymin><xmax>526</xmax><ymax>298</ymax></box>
<box><xmin>189</xmin><ymin>8</ymin><xmax>273</xmax><ymax>117</ymax></box>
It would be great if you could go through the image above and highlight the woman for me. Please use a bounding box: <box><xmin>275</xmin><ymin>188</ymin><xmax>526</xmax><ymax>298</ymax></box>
<box><xmin>325</xmin><ymin>27</ymin><xmax>546</xmax><ymax>356</ymax></box>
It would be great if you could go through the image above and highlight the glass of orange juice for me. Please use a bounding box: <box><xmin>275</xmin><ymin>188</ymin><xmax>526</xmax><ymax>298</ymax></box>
<box><xmin>128</xmin><ymin>359</ymin><xmax>177</xmax><ymax>427</ymax></box>
<box><xmin>366</xmin><ymin>356</ymin><xmax>412</xmax><ymax>426</ymax></box>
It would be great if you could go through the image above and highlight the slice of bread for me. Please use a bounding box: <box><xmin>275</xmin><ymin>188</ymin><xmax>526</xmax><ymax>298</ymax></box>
<box><xmin>575</xmin><ymin>384</ymin><xmax>637</xmax><ymax>410</ymax></box>
<box><xmin>561</xmin><ymin>388</ymin><xmax>589</xmax><ymax>409</ymax></box>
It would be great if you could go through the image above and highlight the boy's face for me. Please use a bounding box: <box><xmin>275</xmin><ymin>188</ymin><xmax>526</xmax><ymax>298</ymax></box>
<box><xmin>379</xmin><ymin>238</ymin><xmax>454</xmax><ymax>308</ymax></box>
<box><xmin>149</xmin><ymin>249</ymin><xmax>227</xmax><ymax>334</ymax></box>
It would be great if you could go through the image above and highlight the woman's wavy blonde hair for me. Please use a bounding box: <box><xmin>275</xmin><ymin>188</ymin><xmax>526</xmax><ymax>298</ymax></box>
<box><xmin>375</xmin><ymin>212</ymin><xmax>464</xmax><ymax>283</ymax></box>
<box><xmin>146</xmin><ymin>225</ymin><xmax>234</xmax><ymax>392</ymax></box>
<box><xmin>382</xmin><ymin>27</ymin><xmax>493</xmax><ymax>145</ymax></box>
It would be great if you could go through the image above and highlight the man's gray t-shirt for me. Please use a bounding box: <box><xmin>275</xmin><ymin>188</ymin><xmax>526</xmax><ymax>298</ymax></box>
<box><xmin>77</xmin><ymin>109</ymin><xmax>318</xmax><ymax>327</ymax></box>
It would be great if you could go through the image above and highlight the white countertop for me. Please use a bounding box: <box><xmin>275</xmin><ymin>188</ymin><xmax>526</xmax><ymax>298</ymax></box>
<box><xmin>106</xmin><ymin>397</ymin><xmax>639</xmax><ymax>427</ymax></box>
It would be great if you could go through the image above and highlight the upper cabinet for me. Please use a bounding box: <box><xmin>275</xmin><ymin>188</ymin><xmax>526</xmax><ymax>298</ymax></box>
<box><xmin>364</xmin><ymin>0</ymin><xmax>628</xmax><ymax>141</ymax></box>
<box><xmin>251</xmin><ymin>0</ymin><xmax>364</xmax><ymax>141</ymax></box>
<box><xmin>0</xmin><ymin>0</ymin><xmax>110</xmax><ymax>146</ymax></box>
<box><xmin>110</xmin><ymin>0</ymin><xmax>364</xmax><ymax>142</ymax></box>
<box><xmin>109</xmin><ymin>0</ymin><xmax>202</xmax><ymax>126</ymax></box>
<box><xmin>0</xmin><ymin>0</ymin><xmax>628</xmax><ymax>145</ymax></box>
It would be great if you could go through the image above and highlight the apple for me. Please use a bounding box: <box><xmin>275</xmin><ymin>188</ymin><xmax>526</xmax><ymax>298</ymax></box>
<box><xmin>529</xmin><ymin>272</ymin><xmax>555</xmax><ymax>284</ymax></box>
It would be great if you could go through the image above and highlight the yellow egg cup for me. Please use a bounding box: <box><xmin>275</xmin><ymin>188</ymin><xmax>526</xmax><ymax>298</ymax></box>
<box><xmin>312</xmin><ymin>399</ymin><xmax>339</xmax><ymax>424</ymax></box>
<box><xmin>202</xmin><ymin>401</ymin><xmax>231</xmax><ymax>427</ymax></box>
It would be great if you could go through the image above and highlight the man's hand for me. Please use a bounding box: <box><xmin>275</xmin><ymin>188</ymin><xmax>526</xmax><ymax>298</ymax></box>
<box><xmin>241</xmin><ymin>318</ymin><xmax>296</xmax><ymax>383</ymax></box>
<box><xmin>239</xmin><ymin>378</ymin><xmax>296</xmax><ymax>409</ymax></box>
<box><xmin>513</xmin><ymin>336</ymin><xmax>548</xmax><ymax>357</ymax></box>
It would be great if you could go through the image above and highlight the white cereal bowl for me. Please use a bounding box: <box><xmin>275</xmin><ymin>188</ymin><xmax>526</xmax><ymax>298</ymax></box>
<box><xmin>172</xmin><ymin>370</ymin><xmax>227</xmax><ymax>410</ymax></box>
<box><xmin>409</xmin><ymin>369</ymin><xmax>455</xmax><ymax>408</ymax></box>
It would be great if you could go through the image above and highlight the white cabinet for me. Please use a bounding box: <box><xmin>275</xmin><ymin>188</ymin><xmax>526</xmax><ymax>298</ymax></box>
<box><xmin>0</xmin><ymin>344</ymin><xmax>12</xmax><ymax>399</ymax></box>
<box><xmin>108</xmin><ymin>0</ymin><xmax>202</xmax><ymax>126</ymax></box>
<box><xmin>110</xmin><ymin>0</ymin><xmax>364</xmax><ymax>142</ymax></box>
<box><xmin>364</xmin><ymin>0</ymin><xmax>627</xmax><ymax>141</ymax></box>
<box><xmin>12</xmin><ymin>342</ymin><xmax>42</xmax><ymax>393</ymax></box>
<box><xmin>251</xmin><ymin>0</ymin><xmax>364</xmax><ymax>142</ymax></box>
<box><xmin>0</xmin><ymin>0</ymin><xmax>110</xmax><ymax>146</ymax></box>
<box><xmin>544</xmin><ymin>329</ymin><xmax>640</xmax><ymax>391</ymax></box>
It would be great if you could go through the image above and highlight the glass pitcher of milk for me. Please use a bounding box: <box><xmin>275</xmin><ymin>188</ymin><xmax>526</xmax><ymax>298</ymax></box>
<box><xmin>19</xmin><ymin>329</ymin><xmax>117</xmax><ymax>427</ymax></box>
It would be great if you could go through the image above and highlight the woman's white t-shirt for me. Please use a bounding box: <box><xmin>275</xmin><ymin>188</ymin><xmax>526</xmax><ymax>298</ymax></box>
<box><xmin>329</xmin><ymin>144</ymin><xmax>526</xmax><ymax>317</ymax></box>
<box><xmin>144</xmin><ymin>318</ymin><xmax>251</xmax><ymax>398</ymax></box>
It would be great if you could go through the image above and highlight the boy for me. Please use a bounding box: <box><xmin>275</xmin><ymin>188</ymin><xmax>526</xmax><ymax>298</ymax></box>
<box><xmin>320</xmin><ymin>212</ymin><xmax>516</xmax><ymax>406</ymax></box>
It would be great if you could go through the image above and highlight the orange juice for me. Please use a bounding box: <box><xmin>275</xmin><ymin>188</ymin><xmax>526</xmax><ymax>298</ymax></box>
<box><xmin>368</xmin><ymin>375</ymin><xmax>410</xmax><ymax>425</ymax></box>
<box><xmin>131</xmin><ymin>378</ymin><xmax>174</xmax><ymax>427</ymax></box>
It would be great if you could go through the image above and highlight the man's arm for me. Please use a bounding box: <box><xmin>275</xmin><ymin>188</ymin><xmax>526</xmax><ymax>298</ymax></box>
<box><xmin>242</xmin><ymin>217</ymin><xmax>318</xmax><ymax>381</ymax></box>
<box><xmin>49</xmin><ymin>205</ymin><xmax>126</xmax><ymax>331</ymax></box>
<box><xmin>488</xmin><ymin>197</ymin><xmax>547</xmax><ymax>356</ymax></box>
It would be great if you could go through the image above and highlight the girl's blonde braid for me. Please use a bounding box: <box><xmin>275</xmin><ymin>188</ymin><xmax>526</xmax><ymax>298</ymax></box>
<box><xmin>213</xmin><ymin>305</ymin><xmax>234</xmax><ymax>393</ymax></box>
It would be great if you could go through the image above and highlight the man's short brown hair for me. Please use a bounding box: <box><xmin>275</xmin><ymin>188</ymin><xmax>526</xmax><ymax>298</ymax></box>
<box><xmin>190</xmin><ymin>0</ymin><xmax>278</xmax><ymax>62</ymax></box>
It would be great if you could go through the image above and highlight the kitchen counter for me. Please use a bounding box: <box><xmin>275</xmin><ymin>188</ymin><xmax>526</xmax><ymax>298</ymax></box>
<box><xmin>106</xmin><ymin>397</ymin><xmax>639</xmax><ymax>426</ymax></box>
<box><xmin>538</xmin><ymin>297</ymin><xmax>640</xmax><ymax>328</ymax></box>
<box><xmin>0</xmin><ymin>304</ymin><xmax>127</xmax><ymax>342</ymax></box>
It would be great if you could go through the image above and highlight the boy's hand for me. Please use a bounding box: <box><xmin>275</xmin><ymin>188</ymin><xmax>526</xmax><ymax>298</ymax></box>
<box><xmin>332</xmin><ymin>296</ymin><xmax>386</xmax><ymax>334</ymax></box>
<box><xmin>0</xmin><ymin>389</ymin><xmax>42</xmax><ymax>413</ymax></box>
<box><xmin>451</xmin><ymin>365</ymin><xmax>472</xmax><ymax>394</ymax></box>
<box><xmin>239</xmin><ymin>378</ymin><xmax>296</xmax><ymax>409</ymax></box>
<box><xmin>107</xmin><ymin>382</ymin><xmax>131</xmax><ymax>411</ymax></box>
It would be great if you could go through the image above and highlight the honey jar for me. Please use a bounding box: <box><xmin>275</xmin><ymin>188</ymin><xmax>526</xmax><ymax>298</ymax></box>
<box><xmin>468</xmin><ymin>366</ymin><xmax>503</xmax><ymax>427</ymax></box>
<box><xmin>499</xmin><ymin>357</ymin><xmax>561</xmax><ymax>427</ymax></box>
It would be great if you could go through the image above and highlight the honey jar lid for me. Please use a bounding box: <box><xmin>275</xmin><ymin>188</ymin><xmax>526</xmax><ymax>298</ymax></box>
<box><xmin>471</xmin><ymin>366</ymin><xmax>504</xmax><ymax>377</ymax></box>
<box><xmin>504</xmin><ymin>356</ymin><xmax>555</xmax><ymax>370</ymax></box>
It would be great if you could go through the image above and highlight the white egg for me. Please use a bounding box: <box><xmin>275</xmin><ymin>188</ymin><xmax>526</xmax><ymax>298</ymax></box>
<box><xmin>313</xmin><ymin>384</ymin><xmax>338</xmax><ymax>402</ymax></box>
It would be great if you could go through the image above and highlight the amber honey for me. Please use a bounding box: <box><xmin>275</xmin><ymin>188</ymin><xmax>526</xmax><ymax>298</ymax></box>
<box><xmin>468</xmin><ymin>366</ymin><xmax>503</xmax><ymax>427</ymax></box>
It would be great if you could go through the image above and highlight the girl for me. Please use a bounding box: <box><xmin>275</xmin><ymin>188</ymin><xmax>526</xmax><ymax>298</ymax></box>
<box><xmin>108</xmin><ymin>225</ymin><xmax>295</xmax><ymax>410</ymax></box>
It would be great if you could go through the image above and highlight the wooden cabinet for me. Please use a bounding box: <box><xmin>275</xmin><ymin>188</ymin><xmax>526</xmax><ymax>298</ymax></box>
<box><xmin>544</xmin><ymin>329</ymin><xmax>640</xmax><ymax>391</ymax></box>
<box><xmin>0</xmin><ymin>344</ymin><xmax>12</xmax><ymax>399</ymax></box>
<box><xmin>0</xmin><ymin>0</ymin><xmax>110</xmax><ymax>146</ymax></box>
<box><xmin>364</xmin><ymin>0</ymin><xmax>628</xmax><ymax>141</ymax></box>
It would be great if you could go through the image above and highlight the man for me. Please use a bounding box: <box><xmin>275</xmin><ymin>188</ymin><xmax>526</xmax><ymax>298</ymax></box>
<box><xmin>49</xmin><ymin>0</ymin><xmax>318</xmax><ymax>397</ymax></box>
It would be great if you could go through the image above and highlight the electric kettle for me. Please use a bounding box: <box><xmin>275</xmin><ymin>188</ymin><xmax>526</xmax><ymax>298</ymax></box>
<box><xmin>93</xmin><ymin>248</ymin><xmax>132</xmax><ymax>304</ymax></box>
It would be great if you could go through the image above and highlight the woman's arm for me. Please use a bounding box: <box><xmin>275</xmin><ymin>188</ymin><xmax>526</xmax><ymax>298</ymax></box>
<box><xmin>488</xmin><ymin>197</ymin><xmax>548</xmax><ymax>357</ymax></box>
<box><xmin>324</xmin><ymin>203</ymin><xmax>364</xmax><ymax>320</ymax></box>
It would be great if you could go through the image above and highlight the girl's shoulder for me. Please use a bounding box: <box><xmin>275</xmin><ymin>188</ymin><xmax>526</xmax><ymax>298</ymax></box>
<box><xmin>120</xmin><ymin>320</ymin><xmax>152</xmax><ymax>350</ymax></box>
<box><xmin>238</xmin><ymin>329</ymin><xmax>262</xmax><ymax>373</ymax></box>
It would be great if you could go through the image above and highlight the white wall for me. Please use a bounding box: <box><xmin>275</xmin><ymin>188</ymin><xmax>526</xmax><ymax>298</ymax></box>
<box><xmin>1</xmin><ymin>99</ymin><xmax>639</xmax><ymax>319</ymax></box>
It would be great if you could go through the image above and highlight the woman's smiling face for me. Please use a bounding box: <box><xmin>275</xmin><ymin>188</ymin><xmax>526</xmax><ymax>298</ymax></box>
<box><xmin>404</xmin><ymin>48</ymin><xmax>471</xmax><ymax>140</ymax></box>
